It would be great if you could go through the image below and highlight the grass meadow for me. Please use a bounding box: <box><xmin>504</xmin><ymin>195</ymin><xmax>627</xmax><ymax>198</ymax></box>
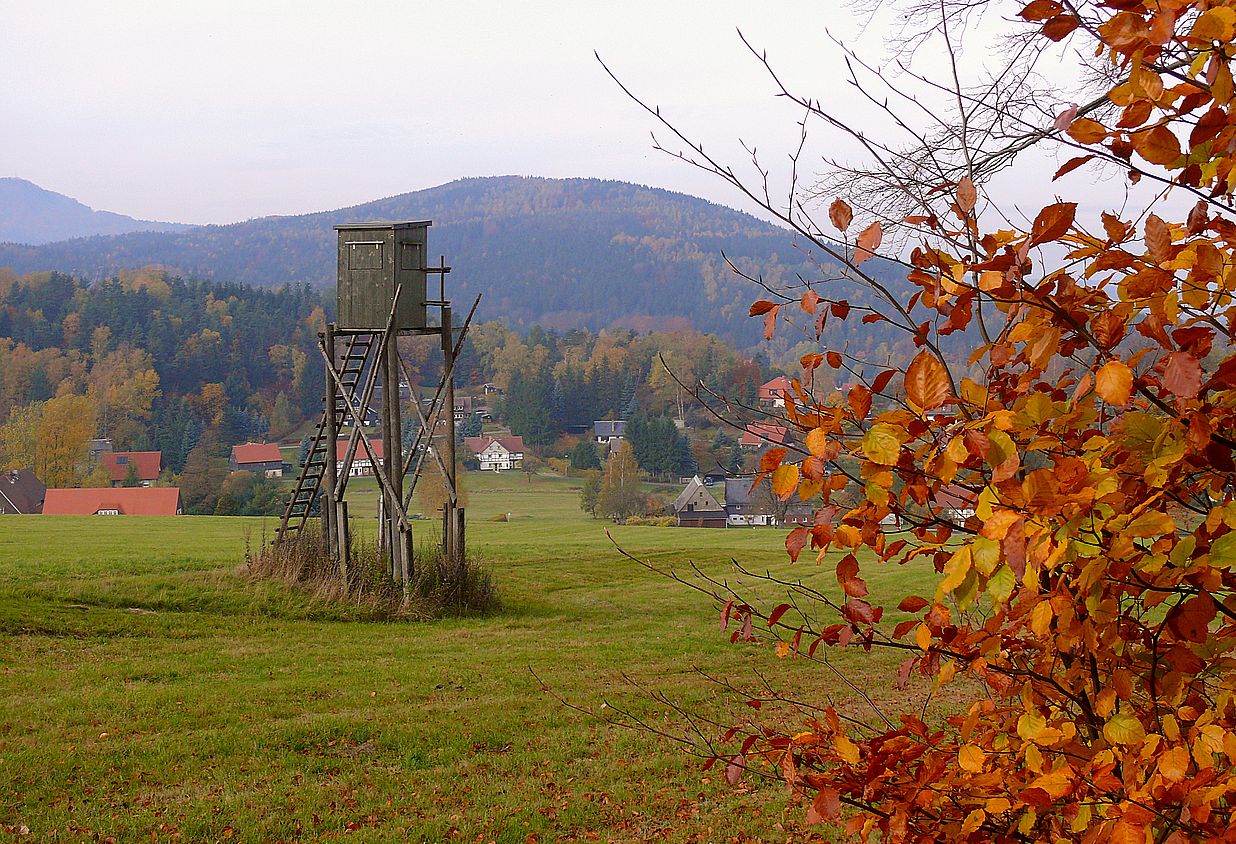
<box><xmin>0</xmin><ymin>472</ymin><xmax>944</xmax><ymax>842</ymax></box>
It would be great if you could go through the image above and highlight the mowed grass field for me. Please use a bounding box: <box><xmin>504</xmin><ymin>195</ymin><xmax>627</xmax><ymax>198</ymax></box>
<box><xmin>0</xmin><ymin>472</ymin><xmax>943</xmax><ymax>843</ymax></box>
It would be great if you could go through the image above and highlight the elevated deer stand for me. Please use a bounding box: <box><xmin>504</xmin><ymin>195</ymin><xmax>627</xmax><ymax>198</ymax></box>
<box><xmin>276</xmin><ymin>220</ymin><xmax>477</xmax><ymax>588</ymax></box>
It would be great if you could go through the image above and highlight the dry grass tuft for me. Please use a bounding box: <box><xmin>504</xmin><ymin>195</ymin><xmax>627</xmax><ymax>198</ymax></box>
<box><xmin>244</xmin><ymin>527</ymin><xmax>499</xmax><ymax>620</ymax></box>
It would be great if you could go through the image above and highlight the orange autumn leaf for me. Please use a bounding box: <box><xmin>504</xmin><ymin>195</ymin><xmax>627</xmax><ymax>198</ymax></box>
<box><xmin>904</xmin><ymin>350</ymin><xmax>952</xmax><ymax>410</ymax></box>
<box><xmin>1096</xmin><ymin>360</ymin><xmax>1133</xmax><ymax>405</ymax></box>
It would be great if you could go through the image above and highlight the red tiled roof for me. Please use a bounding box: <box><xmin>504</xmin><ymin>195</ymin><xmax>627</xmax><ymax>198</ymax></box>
<box><xmin>231</xmin><ymin>443</ymin><xmax>283</xmax><ymax>465</ymax></box>
<box><xmin>739</xmin><ymin>423</ymin><xmax>790</xmax><ymax>446</ymax></box>
<box><xmin>758</xmin><ymin>376</ymin><xmax>792</xmax><ymax>399</ymax></box>
<box><xmin>465</xmin><ymin>435</ymin><xmax>526</xmax><ymax>456</ymax></box>
<box><xmin>43</xmin><ymin>487</ymin><xmax>181</xmax><ymax>516</ymax></box>
<box><xmin>101</xmin><ymin>451</ymin><xmax>162</xmax><ymax>483</ymax></box>
<box><xmin>934</xmin><ymin>483</ymin><xmax>979</xmax><ymax>510</ymax></box>
<box><xmin>336</xmin><ymin>439</ymin><xmax>383</xmax><ymax>461</ymax></box>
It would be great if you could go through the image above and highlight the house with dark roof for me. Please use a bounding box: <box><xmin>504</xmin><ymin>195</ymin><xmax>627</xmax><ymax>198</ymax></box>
<box><xmin>758</xmin><ymin>376</ymin><xmax>793</xmax><ymax>408</ymax></box>
<box><xmin>464</xmin><ymin>435</ymin><xmax>525</xmax><ymax>471</ymax></box>
<box><xmin>594</xmin><ymin>420</ymin><xmax>626</xmax><ymax>444</ymax></box>
<box><xmin>673</xmin><ymin>476</ymin><xmax>726</xmax><ymax>528</ymax></box>
<box><xmin>0</xmin><ymin>469</ymin><xmax>45</xmax><ymax>514</ymax></box>
<box><xmin>739</xmin><ymin>423</ymin><xmax>791</xmax><ymax>449</ymax></box>
<box><xmin>724</xmin><ymin>477</ymin><xmax>813</xmax><ymax>527</ymax></box>
<box><xmin>43</xmin><ymin>487</ymin><xmax>182</xmax><ymax>516</ymax></box>
<box><xmin>230</xmin><ymin>443</ymin><xmax>286</xmax><ymax>477</ymax></box>
<box><xmin>101</xmin><ymin>451</ymin><xmax>162</xmax><ymax>487</ymax></box>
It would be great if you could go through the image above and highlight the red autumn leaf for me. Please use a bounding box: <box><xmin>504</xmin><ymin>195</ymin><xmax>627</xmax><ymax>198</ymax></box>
<box><xmin>725</xmin><ymin>755</ymin><xmax>745</xmax><ymax>786</ymax></box>
<box><xmin>898</xmin><ymin>595</ymin><xmax>930</xmax><ymax>613</ymax></box>
<box><xmin>854</xmin><ymin>221</ymin><xmax>883</xmax><ymax>265</ymax></box>
<box><xmin>843</xmin><ymin>599</ymin><xmax>877</xmax><ymax>626</ymax></box>
<box><xmin>872</xmin><ymin>369</ymin><xmax>896</xmax><ymax>393</ymax></box>
<box><xmin>763</xmin><ymin>306</ymin><xmax>779</xmax><ymax>341</ymax></box>
<box><xmin>1135</xmin><ymin>126</ymin><xmax>1182</xmax><ymax>166</ymax></box>
<box><xmin>1042</xmin><ymin>14</ymin><xmax>1080</xmax><ymax>40</ymax></box>
<box><xmin>801</xmin><ymin>352</ymin><xmax>825</xmax><ymax>373</ymax></box>
<box><xmin>829</xmin><ymin>198</ymin><xmax>853</xmax><ymax>232</ymax></box>
<box><xmin>806</xmin><ymin>787</ymin><xmax>841</xmax><ymax>824</ymax></box>
<box><xmin>1054</xmin><ymin>103</ymin><xmax>1079</xmax><ymax>131</ymax></box>
<box><xmin>830</xmin><ymin>300</ymin><xmax>851</xmax><ymax>319</ymax></box>
<box><xmin>1144</xmin><ymin>214</ymin><xmax>1172</xmax><ymax>263</ymax></box>
<box><xmin>826</xmin><ymin>351</ymin><xmax>843</xmax><ymax>368</ymax></box>
<box><xmin>904</xmin><ymin>350</ymin><xmax>952</xmax><ymax>410</ymax></box>
<box><xmin>957</xmin><ymin>176</ymin><xmax>977</xmax><ymax>214</ymax></box>
<box><xmin>836</xmin><ymin>553</ymin><xmax>859</xmax><ymax>587</ymax></box>
<box><xmin>1020</xmin><ymin>0</ymin><xmax>1063</xmax><ymax>21</ymax></box>
<box><xmin>749</xmin><ymin>300</ymin><xmax>777</xmax><ymax>316</ymax></box>
<box><xmin>785</xmin><ymin>528</ymin><xmax>810</xmax><ymax>562</ymax></box>
<box><xmin>1053</xmin><ymin>154</ymin><xmax>1094</xmax><ymax>180</ymax></box>
<box><xmin>1029</xmin><ymin>202</ymin><xmax>1077</xmax><ymax>246</ymax></box>
<box><xmin>1162</xmin><ymin>352</ymin><xmax>1202</xmax><ymax>398</ymax></box>
<box><xmin>759</xmin><ymin>448</ymin><xmax>788</xmax><ymax>473</ymax></box>
<box><xmin>768</xmin><ymin>602</ymin><xmax>793</xmax><ymax>627</ymax></box>
<box><xmin>1168</xmin><ymin>593</ymin><xmax>1217</xmax><ymax>643</ymax></box>
<box><xmin>848</xmin><ymin>385</ymin><xmax>873</xmax><ymax>419</ymax></box>
<box><xmin>720</xmin><ymin>599</ymin><xmax>734</xmax><ymax>631</ymax></box>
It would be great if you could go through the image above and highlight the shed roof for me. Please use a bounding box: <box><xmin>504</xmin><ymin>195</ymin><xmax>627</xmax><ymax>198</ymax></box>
<box><xmin>593</xmin><ymin>420</ymin><xmax>626</xmax><ymax>437</ymax></box>
<box><xmin>232</xmin><ymin>443</ymin><xmax>284</xmax><ymax>465</ymax></box>
<box><xmin>102</xmin><ymin>451</ymin><xmax>162</xmax><ymax>482</ymax></box>
<box><xmin>673</xmin><ymin>476</ymin><xmax>725</xmax><ymax>514</ymax></box>
<box><xmin>758</xmin><ymin>376</ymin><xmax>793</xmax><ymax>397</ymax></box>
<box><xmin>43</xmin><ymin>487</ymin><xmax>181</xmax><ymax>516</ymax></box>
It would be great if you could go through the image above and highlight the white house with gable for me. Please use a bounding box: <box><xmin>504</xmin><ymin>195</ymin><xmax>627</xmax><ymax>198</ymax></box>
<box><xmin>464</xmin><ymin>435</ymin><xmax>526</xmax><ymax>472</ymax></box>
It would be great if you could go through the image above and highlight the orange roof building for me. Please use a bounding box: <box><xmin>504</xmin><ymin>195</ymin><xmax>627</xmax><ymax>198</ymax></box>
<box><xmin>101</xmin><ymin>451</ymin><xmax>162</xmax><ymax>485</ymax></box>
<box><xmin>42</xmin><ymin>487</ymin><xmax>182</xmax><ymax>516</ymax></box>
<box><xmin>739</xmin><ymin>423</ymin><xmax>790</xmax><ymax>449</ymax></box>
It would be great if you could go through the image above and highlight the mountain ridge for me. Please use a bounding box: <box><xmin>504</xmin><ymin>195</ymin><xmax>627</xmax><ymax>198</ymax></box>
<box><xmin>0</xmin><ymin>175</ymin><xmax>904</xmax><ymax>348</ymax></box>
<box><xmin>0</xmin><ymin>177</ymin><xmax>191</xmax><ymax>245</ymax></box>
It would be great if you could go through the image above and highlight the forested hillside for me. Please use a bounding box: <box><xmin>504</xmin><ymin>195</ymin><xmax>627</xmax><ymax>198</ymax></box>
<box><xmin>0</xmin><ymin>176</ymin><xmax>911</xmax><ymax>350</ymax></box>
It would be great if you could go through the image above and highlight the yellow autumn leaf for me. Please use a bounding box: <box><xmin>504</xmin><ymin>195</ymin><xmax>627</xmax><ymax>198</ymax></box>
<box><xmin>961</xmin><ymin>808</ymin><xmax>986</xmax><ymax>835</ymax></box>
<box><xmin>1103</xmin><ymin>712</ymin><xmax>1146</xmax><ymax>746</ymax></box>
<box><xmin>805</xmin><ymin>427</ymin><xmax>828</xmax><ymax>456</ymax></box>
<box><xmin>775</xmin><ymin>641</ymin><xmax>791</xmax><ymax>658</ymax></box>
<box><xmin>834</xmin><ymin>734</ymin><xmax>860</xmax><ymax>764</ymax></box>
<box><xmin>915</xmin><ymin>623</ymin><xmax>932</xmax><ymax>651</ymax></box>
<box><xmin>861</xmin><ymin>423</ymin><xmax>903</xmax><ymax>465</ymax></box>
<box><xmin>958</xmin><ymin>744</ymin><xmax>986</xmax><ymax>773</ymax></box>
<box><xmin>1018</xmin><ymin>710</ymin><xmax>1047</xmax><ymax>743</ymax></box>
<box><xmin>1030</xmin><ymin>601</ymin><xmax>1053</xmax><ymax>637</ymax></box>
<box><xmin>771</xmin><ymin>464</ymin><xmax>799</xmax><ymax>499</ymax></box>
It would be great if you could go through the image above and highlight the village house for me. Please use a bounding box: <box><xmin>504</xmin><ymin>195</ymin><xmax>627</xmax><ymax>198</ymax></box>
<box><xmin>724</xmin><ymin>477</ymin><xmax>813</xmax><ymax>527</ymax></box>
<box><xmin>0</xmin><ymin>469</ymin><xmax>45</xmax><ymax>514</ymax></box>
<box><xmin>594</xmin><ymin>420</ymin><xmax>625</xmax><ymax>444</ymax></box>
<box><xmin>672</xmin><ymin>476</ymin><xmax>727</xmax><ymax>528</ymax></box>
<box><xmin>933</xmin><ymin>483</ymin><xmax>978</xmax><ymax>525</ymax></box>
<box><xmin>42</xmin><ymin>487</ymin><xmax>182</xmax><ymax>516</ymax></box>
<box><xmin>464</xmin><ymin>435</ymin><xmax>525</xmax><ymax>472</ymax></box>
<box><xmin>336</xmin><ymin>439</ymin><xmax>384</xmax><ymax>477</ymax></box>
<box><xmin>101</xmin><ymin>451</ymin><xmax>162</xmax><ymax>487</ymax></box>
<box><xmin>739</xmin><ymin>423</ymin><xmax>790</xmax><ymax>450</ymax></box>
<box><xmin>757</xmin><ymin>376</ymin><xmax>793</xmax><ymax>409</ymax></box>
<box><xmin>230</xmin><ymin>443</ymin><xmax>286</xmax><ymax>477</ymax></box>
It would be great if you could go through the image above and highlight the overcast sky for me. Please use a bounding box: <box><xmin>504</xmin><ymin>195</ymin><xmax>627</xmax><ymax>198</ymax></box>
<box><xmin>0</xmin><ymin>1</ymin><xmax>886</xmax><ymax>225</ymax></box>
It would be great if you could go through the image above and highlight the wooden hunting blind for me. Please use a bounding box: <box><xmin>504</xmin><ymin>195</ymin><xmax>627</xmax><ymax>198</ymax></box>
<box><xmin>335</xmin><ymin>221</ymin><xmax>430</xmax><ymax>331</ymax></box>
<box><xmin>279</xmin><ymin>217</ymin><xmax>478</xmax><ymax>591</ymax></box>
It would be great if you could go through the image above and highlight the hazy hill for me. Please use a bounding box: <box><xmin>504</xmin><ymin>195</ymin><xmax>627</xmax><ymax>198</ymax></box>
<box><xmin>0</xmin><ymin>178</ymin><xmax>190</xmax><ymax>245</ymax></box>
<box><xmin>0</xmin><ymin>176</ymin><xmax>906</xmax><ymax>347</ymax></box>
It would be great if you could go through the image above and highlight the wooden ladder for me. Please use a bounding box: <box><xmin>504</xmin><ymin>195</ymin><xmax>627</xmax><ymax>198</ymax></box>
<box><xmin>275</xmin><ymin>333</ymin><xmax>375</xmax><ymax>543</ymax></box>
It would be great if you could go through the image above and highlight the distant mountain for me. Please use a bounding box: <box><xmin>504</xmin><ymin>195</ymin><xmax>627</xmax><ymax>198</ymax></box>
<box><xmin>0</xmin><ymin>176</ymin><xmax>907</xmax><ymax>347</ymax></box>
<box><xmin>0</xmin><ymin>178</ymin><xmax>191</xmax><ymax>244</ymax></box>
